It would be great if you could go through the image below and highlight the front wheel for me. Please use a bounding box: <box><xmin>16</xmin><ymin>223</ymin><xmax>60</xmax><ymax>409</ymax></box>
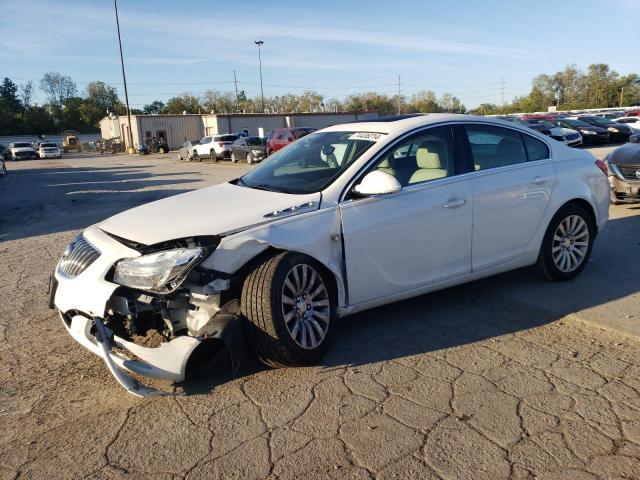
<box><xmin>192</xmin><ymin>151</ymin><xmax>199</xmax><ymax>162</ymax></box>
<box><xmin>241</xmin><ymin>252</ymin><xmax>336</xmax><ymax>367</ymax></box>
<box><xmin>246</xmin><ymin>152</ymin><xmax>254</xmax><ymax>165</ymax></box>
<box><xmin>536</xmin><ymin>203</ymin><xmax>595</xmax><ymax>281</ymax></box>
<box><xmin>231</xmin><ymin>152</ymin><xmax>238</xmax><ymax>163</ymax></box>
<box><xmin>158</xmin><ymin>147</ymin><xmax>165</xmax><ymax>154</ymax></box>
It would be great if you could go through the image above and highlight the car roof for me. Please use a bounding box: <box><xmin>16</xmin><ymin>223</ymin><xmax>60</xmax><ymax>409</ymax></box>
<box><xmin>322</xmin><ymin>113</ymin><xmax>523</xmax><ymax>135</ymax></box>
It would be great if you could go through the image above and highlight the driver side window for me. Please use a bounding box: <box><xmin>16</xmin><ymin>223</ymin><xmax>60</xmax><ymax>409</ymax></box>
<box><xmin>372</xmin><ymin>126</ymin><xmax>454</xmax><ymax>186</ymax></box>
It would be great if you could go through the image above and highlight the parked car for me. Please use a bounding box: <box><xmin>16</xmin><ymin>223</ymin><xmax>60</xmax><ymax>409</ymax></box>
<box><xmin>37</xmin><ymin>142</ymin><xmax>62</xmax><ymax>159</ymax></box>
<box><xmin>0</xmin><ymin>155</ymin><xmax>6</xmax><ymax>176</ymax></box>
<box><xmin>594</xmin><ymin>111</ymin><xmax>624</xmax><ymax>119</ymax></box>
<box><xmin>230</xmin><ymin>136</ymin><xmax>266</xmax><ymax>164</ymax></box>
<box><xmin>624</xmin><ymin>110</ymin><xmax>640</xmax><ymax>117</ymax></box>
<box><xmin>266</xmin><ymin>127</ymin><xmax>317</xmax><ymax>156</ymax></box>
<box><xmin>552</xmin><ymin>118</ymin><xmax>610</xmax><ymax>144</ymax></box>
<box><xmin>50</xmin><ymin>114</ymin><xmax>610</xmax><ymax>395</ymax></box>
<box><xmin>8</xmin><ymin>142</ymin><xmax>37</xmax><ymax>160</ymax></box>
<box><xmin>0</xmin><ymin>144</ymin><xmax>7</xmax><ymax>161</ymax></box>
<box><xmin>525</xmin><ymin>120</ymin><xmax>582</xmax><ymax>147</ymax></box>
<box><xmin>614</xmin><ymin>116</ymin><xmax>640</xmax><ymax>134</ymax></box>
<box><xmin>573</xmin><ymin>115</ymin><xmax>631</xmax><ymax>143</ymax></box>
<box><xmin>177</xmin><ymin>140</ymin><xmax>199</xmax><ymax>161</ymax></box>
<box><xmin>192</xmin><ymin>134</ymin><xmax>239</xmax><ymax>161</ymax></box>
<box><xmin>603</xmin><ymin>143</ymin><xmax>640</xmax><ymax>204</ymax></box>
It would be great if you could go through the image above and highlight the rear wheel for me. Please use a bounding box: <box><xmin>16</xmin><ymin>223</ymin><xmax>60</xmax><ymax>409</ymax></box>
<box><xmin>241</xmin><ymin>252</ymin><xmax>336</xmax><ymax>367</ymax></box>
<box><xmin>210</xmin><ymin>150</ymin><xmax>217</xmax><ymax>162</ymax></box>
<box><xmin>159</xmin><ymin>147</ymin><xmax>165</xmax><ymax>154</ymax></box>
<box><xmin>536</xmin><ymin>203</ymin><xmax>595</xmax><ymax>281</ymax></box>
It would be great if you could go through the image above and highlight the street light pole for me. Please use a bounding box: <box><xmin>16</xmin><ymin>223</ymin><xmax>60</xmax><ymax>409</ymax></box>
<box><xmin>114</xmin><ymin>0</ymin><xmax>134</xmax><ymax>152</ymax></box>
<box><xmin>255</xmin><ymin>40</ymin><xmax>265</xmax><ymax>113</ymax></box>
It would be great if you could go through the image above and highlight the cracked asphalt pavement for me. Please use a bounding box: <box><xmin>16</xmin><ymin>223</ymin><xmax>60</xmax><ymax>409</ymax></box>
<box><xmin>1</xmin><ymin>151</ymin><xmax>639</xmax><ymax>480</ymax></box>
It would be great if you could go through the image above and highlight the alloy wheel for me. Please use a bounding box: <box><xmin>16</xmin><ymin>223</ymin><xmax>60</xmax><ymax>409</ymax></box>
<box><xmin>552</xmin><ymin>215</ymin><xmax>589</xmax><ymax>273</ymax></box>
<box><xmin>281</xmin><ymin>264</ymin><xmax>330</xmax><ymax>350</ymax></box>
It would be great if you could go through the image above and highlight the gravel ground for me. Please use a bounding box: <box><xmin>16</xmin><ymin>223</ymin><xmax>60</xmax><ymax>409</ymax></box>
<box><xmin>1</xmin><ymin>151</ymin><xmax>639</xmax><ymax>480</ymax></box>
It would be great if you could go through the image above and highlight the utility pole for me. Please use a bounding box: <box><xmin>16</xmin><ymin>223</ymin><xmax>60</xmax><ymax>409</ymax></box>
<box><xmin>397</xmin><ymin>75</ymin><xmax>402</xmax><ymax>114</ymax></box>
<box><xmin>254</xmin><ymin>40</ymin><xmax>265</xmax><ymax>113</ymax></box>
<box><xmin>500</xmin><ymin>74</ymin><xmax>505</xmax><ymax>108</ymax></box>
<box><xmin>114</xmin><ymin>0</ymin><xmax>134</xmax><ymax>153</ymax></box>
<box><xmin>233</xmin><ymin>70</ymin><xmax>239</xmax><ymax>112</ymax></box>
<box><xmin>620</xmin><ymin>86</ymin><xmax>624</xmax><ymax>107</ymax></box>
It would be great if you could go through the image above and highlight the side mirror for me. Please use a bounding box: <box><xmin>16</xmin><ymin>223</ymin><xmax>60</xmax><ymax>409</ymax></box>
<box><xmin>353</xmin><ymin>170</ymin><xmax>402</xmax><ymax>196</ymax></box>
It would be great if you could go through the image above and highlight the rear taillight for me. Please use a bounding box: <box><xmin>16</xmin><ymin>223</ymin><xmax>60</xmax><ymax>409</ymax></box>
<box><xmin>595</xmin><ymin>159</ymin><xmax>608</xmax><ymax>176</ymax></box>
<box><xmin>218</xmin><ymin>143</ymin><xmax>224</xmax><ymax>147</ymax></box>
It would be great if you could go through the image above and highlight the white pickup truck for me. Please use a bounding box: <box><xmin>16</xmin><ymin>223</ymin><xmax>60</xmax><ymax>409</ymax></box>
<box><xmin>192</xmin><ymin>134</ymin><xmax>238</xmax><ymax>161</ymax></box>
<box><xmin>8</xmin><ymin>142</ymin><xmax>37</xmax><ymax>160</ymax></box>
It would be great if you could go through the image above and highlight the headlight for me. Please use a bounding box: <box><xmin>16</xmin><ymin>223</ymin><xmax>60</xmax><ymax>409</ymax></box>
<box><xmin>113</xmin><ymin>247</ymin><xmax>203</xmax><ymax>293</ymax></box>
<box><xmin>250</xmin><ymin>149</ymin><xmax>263</xmax><ymax>156</ymax></box>
<box><xmin>583</xmin><ymin>130</ymin><xmax>596</xmax><ymax>135</ymax></box>
<box><xmin>608</xmin><ymin>127</ymin><xmax>618</xmax><ymax>132</ymax></box>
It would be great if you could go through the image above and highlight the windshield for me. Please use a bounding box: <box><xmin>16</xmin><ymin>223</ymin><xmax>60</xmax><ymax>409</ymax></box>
<box><xmin>562</xmin><ymin>119</ymin><xmax>591</xmax><ymax>128</ymax></box>
<box><xmin>239</xmin><ymin>131</ymin><xmax>380</xmax><ymax>194</ymax></box>
<box><xmin>584</xmin><ymin>116</ymin><xmax>611</xmax><ymax>126</ymax></box>
<box><xmin>14</xmin><ymin>143</ymin><xmax>31</xmax><ymax>148</ymax></box>
<box><xmin>537</xmin><ymin>121</ymin><xmax>554</xmax><ymax>128</ymax></box>
<box><xmin>247</xmin><ymin>137</ymin><xmax>264</xmax><ymax>146</ymax></box>
<box><xmin>41</xmin><ymin>143</ymin><xmax>57</xmax><ymax>148</ymax></box>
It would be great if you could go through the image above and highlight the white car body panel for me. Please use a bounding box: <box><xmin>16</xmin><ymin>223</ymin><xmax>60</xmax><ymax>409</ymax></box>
<box><xmin>98</xmin><ymin>182</ymin><xmax>321</xmax><ymax>245</ymax></box>
<box><xmin>52</xmin><ymin>113</ymin><xmax>610</xmax><ymax>394</ymax></box>
<box><xmin>340</xmin><ymin>178</ymin><xmax>472</xmax><ymax>305</ymax></box>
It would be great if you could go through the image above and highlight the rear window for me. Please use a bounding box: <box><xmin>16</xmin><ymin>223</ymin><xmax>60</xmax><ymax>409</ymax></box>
<box><xmin>219</xmin><ymin>135</ymin><xmax>238</xmax><ymax>142</ymax></box>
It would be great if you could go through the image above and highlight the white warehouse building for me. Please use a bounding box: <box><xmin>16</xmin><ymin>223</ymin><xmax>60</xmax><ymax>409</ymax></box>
<box><xmin>99</xmin><ymin>111</ymin><xmax>379</xmax><ymax>150</ymax></box>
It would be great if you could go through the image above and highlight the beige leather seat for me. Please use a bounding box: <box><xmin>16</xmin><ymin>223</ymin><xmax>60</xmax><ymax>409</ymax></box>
<box><xmin>408</xmin><ymin>141</ymin><xmax>448</xmax><ymax>184</ymax></box>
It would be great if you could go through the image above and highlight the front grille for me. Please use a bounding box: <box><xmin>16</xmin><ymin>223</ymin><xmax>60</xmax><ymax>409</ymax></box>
<box><xmin>57</xmin><ymin>235</ymin><xmax>100</xmax><ymax>278</ymax></box>
<box><xmin>617</xmin><ymin>164</ymin><xmax>640</xmax><ymax>181</ymax></box>
<box><xmin>15</xmin><ymin>151</ymin><xmax>32</xmax><ymax>158</ymax></box>
<box><xmin>566</xmin><ymin>133</ymin><xmax>579</xmax><ymax>140</ymax></box>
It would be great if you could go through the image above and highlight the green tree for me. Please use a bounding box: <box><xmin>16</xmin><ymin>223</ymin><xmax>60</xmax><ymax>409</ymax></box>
<box><xmin>79</xmin><ymin>81</ymin><xmax>121</xmax><ymax>127</ymax></box>
<box><xmin>407</xmin><ymin>90</ymin><xmax>438</xmax><ymax>113</ymax></box>
<box><xmin>143</xmin><ymin>100</ymin><xmax>165</xmax><ymax>114</ymax></box>
<box><xmin>164</xmin><ymin>94</ymin><xmax>200</xmax><ymax>114</ymax></box>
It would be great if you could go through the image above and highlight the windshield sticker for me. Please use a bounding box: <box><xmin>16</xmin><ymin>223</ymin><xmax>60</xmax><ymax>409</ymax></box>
<box><xmin>348</xmin><ymin>132</ymin><xmax>387</xmax><ymax>142</ymax></box>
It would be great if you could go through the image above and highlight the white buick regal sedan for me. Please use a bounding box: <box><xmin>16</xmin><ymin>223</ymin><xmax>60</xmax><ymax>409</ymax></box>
<box><xmin>50</xmin><ymin>114</ymin><xmax>610</xmax><ymax>395</ymax></box>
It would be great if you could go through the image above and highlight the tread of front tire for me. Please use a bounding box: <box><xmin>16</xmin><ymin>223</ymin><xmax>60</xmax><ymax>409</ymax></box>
<box><xmin>241</xmin><ymin>253</ymin><xmax>297</xmax><ymax>367</ymax></box>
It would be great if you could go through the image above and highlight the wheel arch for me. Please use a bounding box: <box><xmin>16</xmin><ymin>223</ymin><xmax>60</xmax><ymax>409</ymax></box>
<box><xmin>557</xmin><ymin>197</ymin><xmax>599</xmax><ymax>237</ymax></box>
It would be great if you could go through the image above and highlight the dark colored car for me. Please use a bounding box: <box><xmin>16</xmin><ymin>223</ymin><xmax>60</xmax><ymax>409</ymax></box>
<box><xmin>138</xmin><ymin>137</ymin><xmax>169</xmax><ymax>155</ymax></box>
<box><xmin>0</xmin><ymin>144</ymin><xmax>6</xmax><ymax>161</ymax></box>
<box><xmin>266</xmin><ymin>127</ymin><xmax>317</xmax><ymax>156</ymax></box>
<box><xmin>552</xmin><ymin>119</ymin><xmax>610</xmax><ymax>145</ymax></box>
<box><xmin>575</xmin><ymin>116</ymin><xmax>631</xmax><ymax>143</ymax></box>
<box><xmin>230</xmin><ymin>136</ymin><xmax>266</xmax><ymax>164</ymax></box>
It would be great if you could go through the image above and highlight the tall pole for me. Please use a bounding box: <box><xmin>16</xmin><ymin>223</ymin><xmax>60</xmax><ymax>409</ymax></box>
<box><xmin>255</xmin><ymin>40</ymin><xmax>265</xmax><ymax>113</ymax></box>
<box><xmin>397</xmin><ymin>75</ymin><xmax>401</xmax><ymax>114</ymax></box>
<box><xmin>620</xmin><ymin>86</ymin><xmax>624</xmax><ymax>107</ymax></box>
<box><xmin>114</xmin><ymin>0</ymin><xmax>134</xmax><ymax>152</ymax></box>
<box><xmin>233</xmin><ymin>70</ymin><xmax>239</xmax><ymax>112</ymax></box>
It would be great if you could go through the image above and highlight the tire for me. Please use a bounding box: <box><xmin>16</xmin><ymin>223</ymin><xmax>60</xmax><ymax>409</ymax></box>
<box><xmin>231</xmin><ymin>152</ymin><xmax>237</xmax><ymax>163</ymax></box>
<box><xmin>536</xmin><ymin>203</ymin><xmax>595</xmax><ymax>281</ymax></box>
<box><xmin>246</xmin><ymin>152</ymin><xmax>254</xmax><ymax>165</ymax></box>
<box><xmin>210</xmin><ymin>150</ymin><xmax>217</xmax><ymax>162</ymax></box>
<box><xmin>241</xmin><ymin>252</ymin><xmax>336</xmax><ymax>368</ymax></box>
<box><xmin>192</xmin><ymin>151</ymin><xmax>199</xmax><ymax>162</ymax></box>
<box><xmin>159</xmin><ymin>147</ymin><xmax>165</xmax><ymax>154</ymax></box>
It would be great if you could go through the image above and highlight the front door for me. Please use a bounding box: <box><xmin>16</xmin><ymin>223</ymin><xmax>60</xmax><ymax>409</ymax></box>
<box><xmin>462</xmin><ymin>124</ymin><xmax>555</xmax><ymax>270</ymax></box>
<box><xmin>340</xmin><ymin>125</ymin><xmax>472</xmax><ymax>306</ymax></box>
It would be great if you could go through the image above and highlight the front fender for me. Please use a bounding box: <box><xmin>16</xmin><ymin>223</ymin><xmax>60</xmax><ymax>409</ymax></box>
<box><xmin>201</xmin><ymin>207</ymin><xmax>347</xmax><ymax>309</ymax></box>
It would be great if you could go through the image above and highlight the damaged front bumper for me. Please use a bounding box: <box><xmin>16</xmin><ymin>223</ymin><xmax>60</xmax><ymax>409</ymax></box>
<box><xmin>51</xmin><ymin>226</ymin><xmax>244</xmax><ymax>397</ymax></box>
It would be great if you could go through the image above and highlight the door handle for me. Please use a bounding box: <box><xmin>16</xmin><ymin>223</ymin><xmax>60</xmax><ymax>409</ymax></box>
<box><xmin>531</xmin><ymin>176</ymin><xmax>551</xmax><ymax>185</ymax></box>
<box><xmin>442</xmin><ymin>198</ymin><xmax>467</xmax><ymax>208</ymax></box>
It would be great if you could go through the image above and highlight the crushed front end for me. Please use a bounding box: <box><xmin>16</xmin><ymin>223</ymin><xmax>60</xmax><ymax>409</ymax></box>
<box><xmin>50</xmin><ymin>226</ymin><xmax>243</xmax><ymax>396</ymax></box>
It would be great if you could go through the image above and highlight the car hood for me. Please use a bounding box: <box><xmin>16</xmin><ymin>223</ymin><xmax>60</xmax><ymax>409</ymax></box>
<box><xmin>606</xmin><ymin>144</ymin><xmax>640</xmax><ymax>165</ymax></box>
<box><xmin>550</xmin><ymin>127</ymin><xmax>578</xmax><ymax>136</ymax></box>
<box><xmin>98</xmin><ymin>182</ymin><xmax>321</xmax><ymax>245</ymax></box>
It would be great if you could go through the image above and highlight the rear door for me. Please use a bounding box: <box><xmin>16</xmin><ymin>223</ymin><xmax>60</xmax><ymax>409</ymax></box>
<box><xmin>462</xmin><ymin>124</ymin><xmax>556</xmax><ymax>271</ymax></box>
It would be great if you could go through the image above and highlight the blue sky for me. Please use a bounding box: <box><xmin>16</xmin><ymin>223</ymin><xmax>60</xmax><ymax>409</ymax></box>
<box><xmin>1</xmin><ymin>0</ymin><xmax>639</xmax><ymax>109</ymax></box>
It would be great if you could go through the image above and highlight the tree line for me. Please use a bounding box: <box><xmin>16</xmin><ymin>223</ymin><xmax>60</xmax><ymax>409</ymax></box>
<box><xmin>1</xmin><ymin>63</ymin><xmax>638</xmax><ymax>136</ymax></box>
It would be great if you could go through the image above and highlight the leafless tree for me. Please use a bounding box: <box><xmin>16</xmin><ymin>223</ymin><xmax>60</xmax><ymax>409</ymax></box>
<box><xmin>20</xmin><ymin>81</ymin><xmax>34</xmax><ymax>108</ymax></box>
<box><xmin>40</xmin><ymin>72</ymin><xmax>77</xmax><ymax>108</ymax></box>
